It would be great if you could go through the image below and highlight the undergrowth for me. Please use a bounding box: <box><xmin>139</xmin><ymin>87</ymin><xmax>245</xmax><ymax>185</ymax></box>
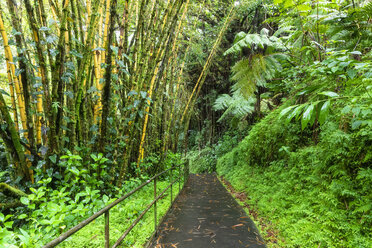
<box><xmin>217</xmin><ymin>103</ymin><xmax>372</xmax><ymax>248</ymax></box>
<box><xmin>186</xmin><ymin>131</ymin><xmax>241</xmax><ymax>173</ymax></box>
<box><xmin>60</xmin><ymin>181</ymin><xmax>180</xmax><ymax>247</ymax></box>
<box><xmin>0</xmin><ymin>152</ymin><xmax>183</xmax><ymax>247</ymax></box>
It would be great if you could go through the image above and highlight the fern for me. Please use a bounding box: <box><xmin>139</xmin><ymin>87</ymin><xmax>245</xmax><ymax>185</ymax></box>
<box><xmin>362</xmin><ymin>0</ymin><xmax>372</xmax><ymax>17</ymax></box>
<box><xmin>214</xmin><ymin>91</ymin><xmax>255</xmax><ymax>122</ymax></box>
<box><xmin>224</xmin><ymin>28</ymin><xmax>285</xmax><ymax>56</ymax></box>
<box><xmin>230</xmin><ymin>54</ymin><xmax>284</xmax><ymax>98</ymax></box>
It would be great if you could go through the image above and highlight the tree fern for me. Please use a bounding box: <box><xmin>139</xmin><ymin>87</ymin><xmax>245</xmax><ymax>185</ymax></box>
<box><xmin>230</xmin><ymin>53</ymin><xmax>284</xmax><ymax>98</ymax></box>
<box><xmin>214</xmin><ymin>91</ymin><xmax>255</xmax><ymax>122</ymax></box>
<box><xmin>215</xmin><ymin>27</ymin><xmax>288</xmax><ymax>121</ymax></box>
<box><xmin>224</xmin><ymin>28</ymin><xmax>285</xmax><ymax>56</ymax></box>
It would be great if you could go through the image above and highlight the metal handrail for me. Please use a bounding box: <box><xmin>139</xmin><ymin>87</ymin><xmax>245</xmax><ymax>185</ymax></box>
<box><xmin>43</xmin><ymin>163</ymin><xmax>188</xmax><ymax>248</ymax></box>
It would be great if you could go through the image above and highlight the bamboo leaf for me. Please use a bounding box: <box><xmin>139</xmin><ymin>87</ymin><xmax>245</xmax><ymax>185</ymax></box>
<box><xmin>92</xmin><ymin>47</ymin><xmax>105</xmax><ymax>51</ymax></box>
<box><xmin>347</xmin><ymin>69</ymin><xmax>357</xmax><ymax>79</ymax></box>
<box><xmin>0</xmin><ymin>89</ymin><xmax>10</xmax><ymax>97</ymax></box>
<box><xmin>69</xmin><ymin>50</ymin><xmax>83</xmax><ymax>58</ymax></box>
<box><xmin>128</xmin><ymin>90</ymin><xmax>137</xmax><ymax>97</ymax></box>
<box><xmin>110</xmin><ymin>45</ymin><xmax>119</xmax><ymax>55</ymax></box>
<box><xmin>350</xmin><ymin>51</ymin><xmax>362</xmax><ymax>55</ymax></box>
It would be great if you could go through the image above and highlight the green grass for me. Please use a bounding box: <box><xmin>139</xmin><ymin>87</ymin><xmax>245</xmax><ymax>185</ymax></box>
<box><xmin>59</xmin><ymin>180</ymin><xmax>181</xmax><ymax>248</ymax></box>
<box><xmin>218</xmin><ymin>157</ymin><xmax>372</xmax><ymax>248</ymax></box>
<box><xmin>216</xmin><ymin>103</ymin><xmax>372</xmax><ymax>248</ymax></box>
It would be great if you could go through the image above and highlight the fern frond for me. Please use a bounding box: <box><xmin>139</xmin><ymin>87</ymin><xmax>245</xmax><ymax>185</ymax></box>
<box><xmin>230</xmin><ymin>54</ymin><xmax>285</xmax><ymax>98</ymax></box>
<box><xmin>214</xmin><ymin>94</ymin><xmax>234</xmax><ymax>110</ymax></box>
<box><xmin>362</xmin><ymin>0</ymin><xmax>372</xmax><ymax>17</ymax></box>
<box><xmin>231</xmin><ymin>58</ymin><xmax>257</xmax><ymax>97</ymax></box>
<box><xmin>214</xmin><ymin>91</ymin><xmax>255</xmax><ymax>122</ymax></box>
<box><xmin>224</xmin><ymin>30</ymin><xmax>285</xmax><ymax>56</ymax></box>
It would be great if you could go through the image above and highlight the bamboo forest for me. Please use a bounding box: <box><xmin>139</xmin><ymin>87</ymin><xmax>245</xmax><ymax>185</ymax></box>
<box><xmin>0</xmin><ymin>0</ymin><xmax>371</xmax><ymax>247</ymax></box>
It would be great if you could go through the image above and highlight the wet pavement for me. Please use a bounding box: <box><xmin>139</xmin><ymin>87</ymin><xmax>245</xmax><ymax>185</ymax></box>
<box><xmin>149</xmin><ymin>174</ymin><xmax>266</xmax><ymax>248</ymax></box>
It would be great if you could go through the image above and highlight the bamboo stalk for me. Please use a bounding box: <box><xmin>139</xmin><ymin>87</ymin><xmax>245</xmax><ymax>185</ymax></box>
<box><xmin>136</xmin><ymin>0</ymin><xmax>183</xmax><ymax>167</ymax></box>
<box><xmin>180</xmin><ymin>5</ymin><xmax>236</xmax><ymax>124</ymax></box>
<box><xmin>74</xmin><ymin>0</ymin><xmax>103</xmax><ymax>144</ymax></box>
<box><xmin>0</xmin><ymin>13</ymin><xmax>27</xmax><ymax>133</ymax></box>
<box><xmin>24</xmin><ymin>0</ymin><xmax>55</xmax><ymax>156</ymax></box>
<box><xmin>5</xmin><ymin>62</ymin><xmax>19</xmax><ymax>132</ymax></box>
<box><xmin>93</xmin><ymin>0</ymin><xmax>108</xmax><ymax>123</ymax></box>
<box><xmin>0</xmin><ymin>90</ymin><xmax>31</xmax><ymax>182</ymax></box>
<box><xmin>85</xmin><ymin>0</ymin><xmax>92</xmax><ymax>41</ymax></box>
<box><xmin>99</xmin><ymin>0</ymin><xmax>118</xmax><ymax>152</ymax></box>
<box><xmin>162</xmin><ymin>0</ymin><xmax>190</xmax><ymax>153</ymax></box>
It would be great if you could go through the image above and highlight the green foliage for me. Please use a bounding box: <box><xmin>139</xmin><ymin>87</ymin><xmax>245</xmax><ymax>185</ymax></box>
<box><xmin>224</xmin><ymin>29</ymin><xmax>284</xmax><ymax>56</ymax></box>
<box><xmin>279</xmin><ymin>49</ymin><xmax>372</xmax><ymax>130</ymax></box>
<box><xmin>0</xmin><ymin>141</ymin><xmax>8</xmax><ymax>177</ymax></box>
<box><xmin>225</xmin><ymin>28</ymin><xmax>287</xmax><ymax>99</ymax></box>
<box><xmin>215</xmin><ymin>2</ymin><xmax>372</xmax><ymax>246</ymax></box>
<box><xmin>0</xmin><ymin>213</ymin><xmax>17</xmax><ymax>248</ymax></box>
<box><xmin>187</xmin><ymin>132</ymin><xmax>241</xmax><ymax>173</ymax></box>
<box><xmin>218</xmin><ymin>103</ymin><xmax>310</xmax><ymax>171</ymax></box>
<box><xmin>3</xmin><ymin>175</ymin><xmax>182</xmax><ymax>247</ymax></box>
<box><xmin>3</xmin><ymin>152</ymin><xmax>114</xmax><ymax>247</ymax></box>
<box><xmin>187</xmin><ymin>147</ymin><xmax>216</xmax><ymax>173</ymax></box>
<box><xmin>58</xmin><ymin>181</ymin><xmax>181</xmax><ymax>248</ymax></box>
<box><xmin>217</xmin><ymin>100</ymin><xmax>372</xmax><ymax>247</ymax></box>
<box><xmin>0</xmin><ymin>150</ymin><xmax>185</xmax><ymax>247</ymax></box>
<box><xmin>216</xmin><ymin>26</ymin><xmax>289</xmax><ymax>122</ymax></box>
<box><xmin>214</xmin><ymin>92</ymin><xmax>255</xmax><ymax>122</ymax></box>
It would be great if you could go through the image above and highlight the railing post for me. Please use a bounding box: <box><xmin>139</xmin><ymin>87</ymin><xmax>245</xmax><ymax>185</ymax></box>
<box><xmin>105</xmin><ymin>211</ymin><xmax>109</xmax><ymax>248</ymax></box>
<box><xmin>170</xmin><ymin>166</ymin><xmax>173</xmax><ymax>204</ymax></box>
<box><xmin>178</xmin><ymin>163</ymin><xmax>181</xmax><ymax>191</ymax></box>
<box><xmin>154</xmin><ymin>176</ymin><xmax>157</xmax><ymax>235</ymax></box>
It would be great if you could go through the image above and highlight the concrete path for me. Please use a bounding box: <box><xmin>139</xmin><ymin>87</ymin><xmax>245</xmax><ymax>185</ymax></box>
<box><xmin>149</xmin><ymin>174</ymin><xmax>266</xmax><ymax>248</ymax></box>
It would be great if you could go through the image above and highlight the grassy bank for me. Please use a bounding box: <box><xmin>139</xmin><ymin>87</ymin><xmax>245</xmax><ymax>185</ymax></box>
<box><xmin>216</xmin><ymin>105</ymin><xmax>372</xmax><ymax>248</ymax></box>
<box><xmin>60</xmin><ymin>181</ymin><xmax>180</xmax><ymax>247</ymax></box>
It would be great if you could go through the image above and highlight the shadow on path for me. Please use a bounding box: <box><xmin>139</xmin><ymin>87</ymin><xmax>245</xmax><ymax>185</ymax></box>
<box><xmin>149</xmin><ymin>174</ymin><xmax>266</xmax><ymax>248</ymax></box>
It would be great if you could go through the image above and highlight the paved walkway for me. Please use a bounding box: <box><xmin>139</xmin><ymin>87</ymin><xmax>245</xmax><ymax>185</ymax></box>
<box><xmin>149</xmin><ymin>174</ymin><xmax>266</xmax><ymax>248</ymax></box>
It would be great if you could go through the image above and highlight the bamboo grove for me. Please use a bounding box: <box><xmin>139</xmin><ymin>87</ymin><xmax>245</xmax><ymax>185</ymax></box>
<box><xmin>0</xmin><ymin>0</ymin><xmax>236</xmax><ymax>185</ymax></box>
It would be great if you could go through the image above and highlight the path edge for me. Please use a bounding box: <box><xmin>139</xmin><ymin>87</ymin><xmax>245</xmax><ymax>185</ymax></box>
<box><xmin>144</xmin><ymin>176</ymin><xmax>191</xmax><ymax>248</ymax></box>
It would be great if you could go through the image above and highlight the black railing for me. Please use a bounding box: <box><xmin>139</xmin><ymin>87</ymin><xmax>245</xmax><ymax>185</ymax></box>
<box><xmin>43</xmin><ymin>162</ymin><xmax>189</xmax><ymax>248</ymax></box>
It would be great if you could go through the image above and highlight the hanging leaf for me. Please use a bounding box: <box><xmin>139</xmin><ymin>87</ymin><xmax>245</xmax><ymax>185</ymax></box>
<box><xmin>347</xmin><ymin>69</ymin><xmax>357</xmax><ymax>79</ymax></box>
<box><xmin>39</xmin><ymin>26</ymin><xmax>50</xmax><ymax>32</ymax></box>
<box><xmin>279</xmin><ymin>105</ymin><xmax>297</xmax><ymax>118</ymax></box>
<box><xmin>349</xmin><ymin>51</ymin><xmax>362</xmax><ymax>55</ymax></box>
<box><xmin>319</xmin><ymin>91</ymin><xmax>339</xmax><ymax>98</ymax></box>
<box><xmin>140</xmin><ymin>91</ymin><xmax>148</xmax><ymax>99</ymax></box>
<box><xmin>69</xmin><ymin>50</ymin><xmax>83</xmax><ymax>59</ymax></box>
<box><xmin>20</xmin><ymin>197</ymin><xmax>29</xmax><ymax>205</ymax></box>
<box><xmin>128</xmin><ymin>90</ymin><xmax>137</xmax><ymax>97</ymax></box>
<box><xmin>110</xmin><ymin>45</ymin><xmax>119</xmax><ymax>55</ymax></box>
<box><xmin>45</xmin><ymin>35</ymin><xmax>57</xmax><ymax>44</ymax></box>
<box><xmin>301</xmin><ymin>104</ymin><xmax>315</xmax><ymax>130</ymax></box>
<box><xmin>49</xmin><ymin>154</ymin><xmax>57</xmax><ymax>164</ymax></box>
<box><xmin>0</xmin><ymin>89</ymin><xmax>10</xmax><ymax>97</ymax></box>
<box><xmin>68</xmin><ymin>166</ymin><xmax>80</xmax><ymax>176</ymax></box>
<box><xmin>286</xmin><ymin>104</ymin><xmax>306</xmax><ymax>124</ymax></box>
<box><xmin>309</xmin><ymin>101</ymin><xmax>319</xmax><ymax>127</ymax></box>
<box><xmin>319</xmin><ymin>100</ymin><xmax>330</xmax><ymax>125</ymax></box>
<box><xmin>92</xmin><ymin>47</ymin><xmax>105</xmax><ymax>51</ymax></box>
<box><xmin>122</xmin><ymin>53</ymin><xmax>133</xmax><ymax>62</ymax></box>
